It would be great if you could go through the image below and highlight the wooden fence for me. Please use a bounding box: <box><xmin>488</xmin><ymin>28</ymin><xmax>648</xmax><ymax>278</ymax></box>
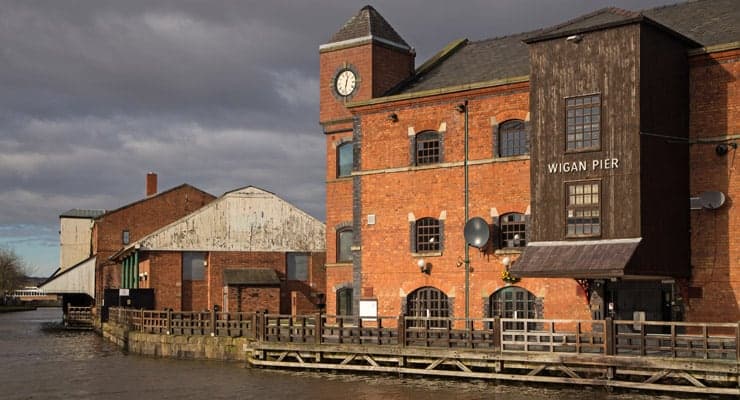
<box><xmin>107</xmin><ymin>308</ymin><xmax>739</xmax><ymax>360</ymax></box>
<box><xmin>65</xmin><ymin>306</ymin><xmax>94</xmax><ymax>329</ymax></box>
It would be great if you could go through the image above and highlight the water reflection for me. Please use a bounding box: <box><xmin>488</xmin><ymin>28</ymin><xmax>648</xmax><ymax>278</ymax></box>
<box><xmin>0</xmin><ymin>308</ymin><xmax>699</xmax><ymax>400</ymax></box>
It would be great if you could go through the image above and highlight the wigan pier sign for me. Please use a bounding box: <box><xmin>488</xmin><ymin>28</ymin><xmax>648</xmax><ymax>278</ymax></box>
<box><xmin>547</xmin><ymin>158</ymin><xmax>620</xmax><ymax>174</ymax></box>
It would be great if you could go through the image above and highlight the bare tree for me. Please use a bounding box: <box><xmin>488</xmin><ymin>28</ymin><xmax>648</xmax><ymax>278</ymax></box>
<box><xmin>0</xmin><ymin>248</ymin><xmax>26</xmax><ymax>301</ymax></box>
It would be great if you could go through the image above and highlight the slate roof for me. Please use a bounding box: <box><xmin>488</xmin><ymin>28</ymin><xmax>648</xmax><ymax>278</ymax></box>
<box><xmin>223</xmin><ymin>268</ymin><xmax>281</xmax><ymax>286</ymax></box>
<box><xmin>59</xmin><ymin>209</ymin><xmax>106</xmax><ymax>219</ymax></box>
<box><xmin>393</xmin><ymin>0</ymin><xmax>739</xmax><ymax>97</ymax></box>
<box><xmin>330</xmin><ymin>5</ymin><xmax>409</xmax><ymax>47</ymax></box>
<box><xmin>643</xmin><ymin>0</ymin><xmax>740</xmax><ymax>47</ymax></box>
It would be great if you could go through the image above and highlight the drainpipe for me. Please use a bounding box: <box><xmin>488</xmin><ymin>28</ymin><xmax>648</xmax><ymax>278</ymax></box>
<box><xmin>134</xmin><ymin>251</ymin><xmax>139</xmax><ymax>289</ymax></box>
<box><xmin>462</xmin><ymin>100</ymin><xmax>470</xmax><ymax>322</ymax></box>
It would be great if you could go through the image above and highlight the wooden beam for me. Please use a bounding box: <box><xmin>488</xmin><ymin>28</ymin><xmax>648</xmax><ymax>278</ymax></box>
<box><xmin>528</xmin><ymin>365</ymin><xmax>547</xmax><ymax>376</ymax></box>
<box><xmin>678</xmin><ymin>371</ymin><xmax>706</xmax><ymax>388</ymax></box>
<box><xmin>644</xmin><ymin>369</ymin><xmax>670</xmax><ymax>384</ymax></box>
<box><xmin>340</xmin><ymin>354</ymin><xmax>356</xmax><ymax>365</ymax></box>
<box><xmin>426</xmin><ymin>358</ymin><xmax>446</xmax><ymax>370</ymax></box>
<box><xmin>363</xmin><ymin>355</ymin><xmax>379</xmax><ymax>367</ymax></box>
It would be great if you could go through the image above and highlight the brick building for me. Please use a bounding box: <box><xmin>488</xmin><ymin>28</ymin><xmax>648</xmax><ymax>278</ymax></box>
<box><xmin>111</xmin><ymin>186</ymin><xmax>326</xmax><ymax>314</ymax></box>
<box><xmin>93</xmin><ymin>174</ymin><xmax>216</xmax><ymax>305</ymax></box>
<box><xmin>320</xmin><ymin>1</ymin><xmax>738</xmax><ymax>324</ymax></box>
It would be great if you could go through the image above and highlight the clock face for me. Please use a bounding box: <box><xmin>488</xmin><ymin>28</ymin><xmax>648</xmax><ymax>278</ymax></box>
<box><xmin>335</xmin><ymin>69</ymin><xmax>357</xmax><ymax>97</ymax></box>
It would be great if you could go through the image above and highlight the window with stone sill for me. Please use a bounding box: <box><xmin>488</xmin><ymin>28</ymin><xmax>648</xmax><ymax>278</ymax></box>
<box><xmin>414</xmin><ymin>131</ymin><xmax>441</xmax><ymax>165</ymax></box>
<box><xmin>336</xmin><ymin>228</ymin><xmax>353</xmax><ymax>263</ymax></box>
<box><xmin>498</xmin><ymin>120</ymin><xmax>528</xmax><ymax>157</ymax></box>
<box><xmin>500</xmin><ymin>213</ymin><xmax>526</xmax><ymax>248</ymax></box>
<box><xmin>336</xmin><ymin>141</ymin><xmax>353</xmax><ymax>178</ymax></box>
<box><xmin>413</xmin><ymin>217</ymin><xmax>442</xmax><ymax>253</ymax></box>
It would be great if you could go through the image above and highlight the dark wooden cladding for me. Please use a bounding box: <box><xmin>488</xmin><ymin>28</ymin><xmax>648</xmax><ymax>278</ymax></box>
<box><xmin>633</xmin><ymin>23</ymin><xmax>690</xmax><ymax>278</ymax></box>
<box><xmin>529</xmin><ymin>24</ymin><xmax>641</xmax><ymax>242</ymax></box>
<box><xmin>528</xmin><ymin>21</ymin><xmax>691</xmax><ymax>278</ymax></box>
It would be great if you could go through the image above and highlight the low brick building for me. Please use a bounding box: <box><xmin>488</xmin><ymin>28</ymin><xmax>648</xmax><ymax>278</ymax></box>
<box><xmin>93</xmin><ymin>174</ymin><xmax>216</xmax><ymax>305</ymax></box>
<box><xmin>320</xmin><ymin>2</ymin><xmax>739</xmax><ymax>324</ymax></box>
<box><xmin>112</xmin><ymin>186</ymin><xmax>326</xmax><ymax>314</ymax></box>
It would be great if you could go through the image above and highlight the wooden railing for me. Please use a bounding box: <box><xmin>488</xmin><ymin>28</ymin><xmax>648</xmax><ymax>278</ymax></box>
<box><xmin>66</xmin><ymin>306</ymin><xmax>93</xmax><ymax>328</ymax></box>
<box><xmin>107</xmin><ymin>308</ymin><xmax>739</xmax><ymax>360</ymax></box>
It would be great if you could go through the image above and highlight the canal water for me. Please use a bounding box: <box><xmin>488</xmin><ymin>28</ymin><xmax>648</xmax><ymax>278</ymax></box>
<box><xmin>0</xmin><ymin>308</ymin><xmax>699</xmax><ymax>400</ymax></box>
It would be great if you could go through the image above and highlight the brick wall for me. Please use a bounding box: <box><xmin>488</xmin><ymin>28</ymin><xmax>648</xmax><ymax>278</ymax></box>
<box><xmin>93</xmin><ymin>185</ymin><xmax>215</xmax><ymax>304</ymax></box>
<box><xmin>228</xmin><ymin>286</ymin><xmax>280</xmax><ymax>314</ymax></box>
<box><xmin>686</xmin><ymin>49</ymin><xmax>740</xmax><ymax>323</ymax></box>
<box><xmin>145</xmin><ymin>250</ymin><xmax>326</xmax><ymax>313</ymax></box>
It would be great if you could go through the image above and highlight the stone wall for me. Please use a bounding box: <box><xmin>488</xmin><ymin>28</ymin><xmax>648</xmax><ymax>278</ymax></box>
<box><xmin>102</xmin><ymin>322</ymin><xmax>252</xmax><ymax>362</ymax></box>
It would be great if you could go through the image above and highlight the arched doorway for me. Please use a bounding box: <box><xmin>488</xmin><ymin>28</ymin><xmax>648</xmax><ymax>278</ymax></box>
<box><xmin>406</xmin><ymin>286</ymin><xmax>449</xmax><ymax>328</ymax></box>
<box><xmin>490</xmin><ymin>286</ymin><xmax>538</xmax><ymax>330</ymax></box>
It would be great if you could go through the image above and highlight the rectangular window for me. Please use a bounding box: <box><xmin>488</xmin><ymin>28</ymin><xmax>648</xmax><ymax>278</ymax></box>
<box><xmin>416</xmin><ymin>218</ymin><xmax>441</xmax><ymax>252</ymax></box>
<box><xmin>337</xmin><ymin>229</ymin><xmax>353</xmax><ymax>263</ymax></box>
<box><xmin>182</xmin><ymin>252</ymin><xmax>206</xmax><ymax>280</ymax></box>
<box><xmin>287</xmin><ymin>253</ymin><xmax>309</xmax><ymax>281</ymax></box>
<box><xmin>122</xmin><ymin>230</ymin><xmax>130</xmax><ymax>245</ymax></box>
<box><xmin>566</xmin><ymin>94</ymin><xmax>600</xmax><ymax>151</ymax></box>
<box><xmin>337</xmin><ymin>142</ymin><xmax>353</xmax><ymax>177</ymax></box>
<box><xmin>566</xmin><ymin>181</ymin><xmax>601</xmax><ymax>237</ymax></box>
<box><xmin>415</xmin><ymin>133</ymin><xmax>440</xmax><ymax>165</ymax></box>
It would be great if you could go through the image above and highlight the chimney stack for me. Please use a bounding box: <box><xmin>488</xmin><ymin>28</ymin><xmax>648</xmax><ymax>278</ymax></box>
<box><xmin>146</xmin><ymin>172</ymin><xmax>158</xmax><ymax>196</ymax></box>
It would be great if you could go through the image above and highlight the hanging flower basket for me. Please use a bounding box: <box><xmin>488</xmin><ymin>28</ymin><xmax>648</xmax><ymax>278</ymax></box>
<box><xmin>501</xmin><ymin>269</ymin><xmax>520</xmax><ymax>284</ymax></box>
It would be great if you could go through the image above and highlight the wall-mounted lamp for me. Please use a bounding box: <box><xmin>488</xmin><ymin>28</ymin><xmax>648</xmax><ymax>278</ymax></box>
<box><xmin>387</xmin><ymin>113</ymin><xmax>398</xmax><ymax>122</ymax></box>
<box><xmin>455</xmin><ymin>104</ymin><xmax>466</xmax><ymax>113</ymax></box>
<box><xmin>502</xmin><ymin>257</ymin><xmax>511</xmax><ymax>268</ymax></box>
<box><xmin>143</xmin><ymin>272</ymin><xmax>148</xmax><ymax>281</ymax></box>
<box><xmin>138</xmin><ymin>273</ymin><xmax>145</xmax><ymax>281</ymax></box>
<box><xmin>566</xmin><ymin>34</ymin><xmax>583</xmax><ymax>43</ymax></box>
<box><xmin>716</xmin><ymin>142</ymin><xmax>737</xmax><ymax>156</ymax></box>
<box><xmin>417</xmin><ymin>258</ymin><xmax>430</xmax><ymax>274</ymax></box>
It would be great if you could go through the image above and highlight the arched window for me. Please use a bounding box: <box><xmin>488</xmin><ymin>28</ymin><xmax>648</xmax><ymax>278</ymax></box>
<box><xmin>498</xmin><ymin>120</ymin><xmax>528</xmax><ymax>157</ymax></box>
<box><xmin>406</xmin><ymin>286</ymin><xmax>449</xmax><ymax>328</ymax></box>
<box><xmin>414</xmin><ymin>217</ymin><xmax>441</xmax><ymax>253</ymax></box>
<box><xmin>490</xmin><ymin>286</ymin><xmax>538</xmax><ymax>330</ymax></box>
<box><xmin>337</xmin><ymin>141</ymin><xmax>353</xmax><ymax>178</ymax></box>
<box><xmin>336</xmin><ymin>228</ymin><xmax>353</xmax><ymax>263</ymax></box>
<box><xmin>500</xmin><ymin>213</ymin><xmax>526</xmax><ymax>248</ymax></box>
<box><xmin>415</xmin><ymin>131</ymin><xmax>441</xmax><ymax>165</ymax></box>
<box><xmin>336</xmin><ymin>287</ymin><xmax>353</xmax><ymax>316</ymax></box>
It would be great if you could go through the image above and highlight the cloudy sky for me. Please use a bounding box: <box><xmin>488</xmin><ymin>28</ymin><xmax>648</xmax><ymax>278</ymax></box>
<box><xmin>0</xmin><ymin>0</ymin><xmax>677</xmax><ymax>276</ymax></box>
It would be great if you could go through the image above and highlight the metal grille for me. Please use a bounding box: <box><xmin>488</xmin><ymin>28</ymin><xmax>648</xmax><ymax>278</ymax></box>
<box><xmin>499</xmin><ymin>120</ymin><xmax>528</xmax><ymax>157</ymax></box>
<box><xmin>407</xmin><ymin>286</ymin><xmax>449</xmax><ymax>328</ymax></box>
<box><xmin>491</xmin><ymin>286</ymin><xmax>537</xmax><ymax>330</ymax></box>
<box><xmin>415</xmin><ymin>131</ymin><xmax>440</xmax><ymax>165</ymax></box>
<box><xmin>566</xmin><ymin>94</ymin><xmax>601</xmax><ymax>150</ymax></box>
<box><xmin>566</xmin><ymin>181</ymin><xmax>601</xmax><ymax>237</ymax></box>
<box><xmin>500</xmin><ymin>213</ymin><xmax>526</xmax><ymax>248</ymax></box>
<box><xmin>416</xmin><ymin>218</ymin><xmax>440</xmax><ymax>252</ymax></box>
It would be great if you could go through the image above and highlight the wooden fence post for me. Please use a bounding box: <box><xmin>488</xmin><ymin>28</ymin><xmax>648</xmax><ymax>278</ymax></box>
<box><xmin>251</xmin><ymin>312</ymin><xmax>258</xmax><ymax>340</ymax></box>
<box><xmin>605</xmin><ymin>317</ymin><xmax>615</xmax><ymax>356</ymax></box>
<box><xmin>736</xmin><ymin>321</ymin><xmax>740</xmax><ymax>361</ymax></box>
<box><xmin>338</xmin><ymin>316</ymin><xmax>344</xmax><ymax>344</ymax></box>
<box><xmin>210</xmin><ymin>309</ymin><xmax>216</xmax><ymax>336</ymax></box>
<box><xmin>492</xmin><ymin>317</ymin><xmax>501</xmax><ymax>352</ymax></box>
<box><xmin>398</xmin><ymin>315</ymin><xmax>406</xmax><ymax>348</ymax></box>
<box><xmin>140</xmin><ymin>308</ymin><xmax>145</xmax><ymax>332</ymax></box>
<box><xmin>166</xmin><ymin>309</ymin><xmax>172</xmax><ymax>335</ymax></box>
<box><xmin>468</xmin><ymin>319</ymin><xmax>474</xmax><ymax>349</ymax></box>
<box><xmin>315</xmin><ymin>313</ymin><xmax>323</xmax><ymax>345</ymax></box>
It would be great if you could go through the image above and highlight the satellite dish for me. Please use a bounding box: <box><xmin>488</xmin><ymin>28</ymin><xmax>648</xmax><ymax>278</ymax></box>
<box><xmin>699</xmin><ymin>191</ymin><xmax>726</xmax><ymax>210</ymax></box>
<box><xmin>464</xmin><ymin>217</ymin><xmax>490</xmax><ymax>249</ymax></box>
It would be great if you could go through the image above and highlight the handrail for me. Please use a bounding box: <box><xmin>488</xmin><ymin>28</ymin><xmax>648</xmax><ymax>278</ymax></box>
<box><xmin>105</xmin><ymin>308</ymin><xmax>739</xmax><ymax>361</ymax></box>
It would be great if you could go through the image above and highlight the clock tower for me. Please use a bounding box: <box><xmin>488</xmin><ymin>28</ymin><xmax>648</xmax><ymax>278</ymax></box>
<box><xmin>320</xmin><ymin>6</ymin><xmax>414</xmax><ymax>316</ymax></box>
<box><xmin>319</xmin><ymin>5</ymin><xmax>415</xmax><ymax>125</ymax></box>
